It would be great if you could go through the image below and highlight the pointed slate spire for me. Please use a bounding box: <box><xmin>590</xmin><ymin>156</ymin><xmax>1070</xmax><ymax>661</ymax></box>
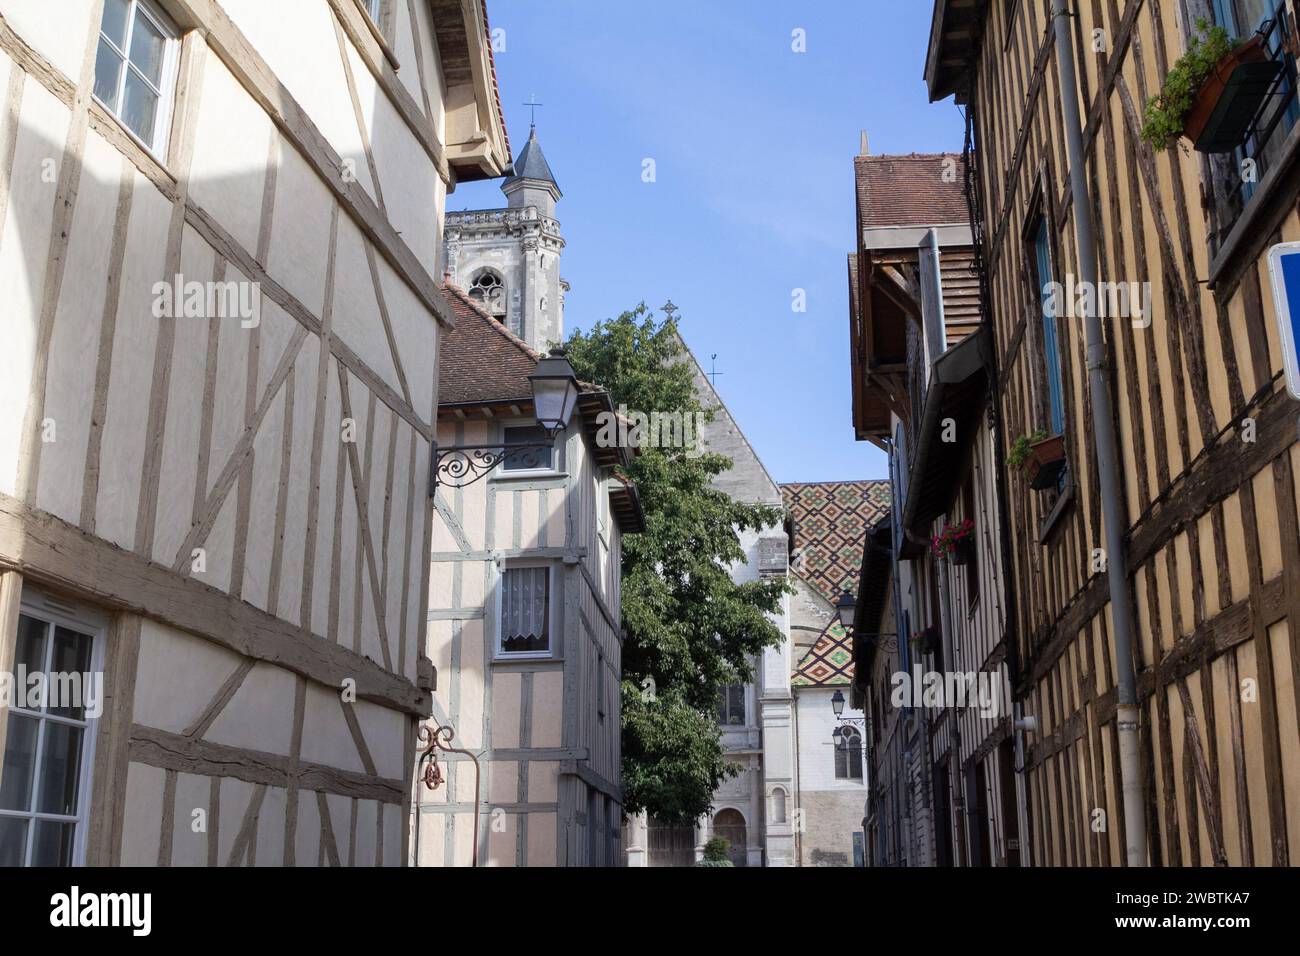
<box><xmin>503</xmin><ymin>126</ymin><xmax>561</xmax><ymax>195</ymax></box>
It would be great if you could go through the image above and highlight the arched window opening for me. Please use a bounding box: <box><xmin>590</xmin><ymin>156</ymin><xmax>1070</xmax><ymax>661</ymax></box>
<box><xmin>834</xmin><ymin>726</ymin><xmax>863</xmax><ymax>780</ymax></box>
<box><xmin>468</xmin><ymin>270</ymin><xmax>507</xmax><ymax>320</ymax></box>
<box><xmin>770</xmin><ymin>787</ymin><xmax>788</xmax><ymax>824</ymax></box>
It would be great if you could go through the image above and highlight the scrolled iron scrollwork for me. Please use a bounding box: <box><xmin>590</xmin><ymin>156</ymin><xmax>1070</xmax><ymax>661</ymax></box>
<box><xmin>416</xmin><ymin>722</ymin><xmax>483</xmax><ymax>866</ymax></box>
<box><xmin>433</xmin><ymin>442</ymin><xmax>555</xmax><ymax>490</ymax></box>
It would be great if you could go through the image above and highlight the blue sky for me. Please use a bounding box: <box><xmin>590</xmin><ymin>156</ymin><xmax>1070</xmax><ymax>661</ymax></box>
<box><xmin>452</xmin><ymin>1</ymin><xmax>964</xmax><ymax>483</ymax></box>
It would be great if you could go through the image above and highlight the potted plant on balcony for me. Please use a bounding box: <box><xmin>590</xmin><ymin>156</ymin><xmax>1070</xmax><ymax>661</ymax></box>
<box><xmin>1008</xmin><ymin>430</ymin><xmax>1067</xmax><ymax>491</ymax></box>
<box><xmin>932</xmin><ymin>519</ymin><xmax>975</xmax><ymax>566</ymax></box>
<box><xmin>1141</xmin><ymin>18</ymin><xmax>1283</xmax><ymax>153</ymax></box>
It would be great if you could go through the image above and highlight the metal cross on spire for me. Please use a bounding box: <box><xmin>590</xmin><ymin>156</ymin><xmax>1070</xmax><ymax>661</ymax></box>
<box><xmin>524</xmin><ymin>94</ymin><xmax>544</xmax><ymax>128</ymax></box>
<box><xmin>708</xmin><ymin>353</ymin><xmax>724</xmax><ymax>388</ymax></box>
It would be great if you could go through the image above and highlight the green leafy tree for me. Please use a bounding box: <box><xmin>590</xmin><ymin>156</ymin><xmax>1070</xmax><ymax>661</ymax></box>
<box><xmin>563</xmin><ymin>304</ymin><xmax>789</xmax><ymax>823</ymax></box>
<box><xmin>699</xmin><ymin>836</ymin><xmax>734</xmax><ymax>866</ymax></box>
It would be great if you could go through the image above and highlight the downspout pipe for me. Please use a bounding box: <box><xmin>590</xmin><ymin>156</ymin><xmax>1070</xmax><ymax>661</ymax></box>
<box><xmin>1052</xmin><ymin>0</ymin><xmax>1147</xmax><ymax>866</ymax></box>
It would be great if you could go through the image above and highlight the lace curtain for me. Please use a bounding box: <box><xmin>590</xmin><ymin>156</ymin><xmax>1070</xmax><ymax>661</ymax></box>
<box><xmin>502</xmin><ymin>567</ymin><xmax>548</xmax><ymax>652</ymax></box>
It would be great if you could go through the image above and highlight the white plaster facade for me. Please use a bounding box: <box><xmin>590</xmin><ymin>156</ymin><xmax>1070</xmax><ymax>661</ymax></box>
<box><xmin>0</xmin><ymin>0</ymin><xmax>509</xmax><ymax>867</ymax></box>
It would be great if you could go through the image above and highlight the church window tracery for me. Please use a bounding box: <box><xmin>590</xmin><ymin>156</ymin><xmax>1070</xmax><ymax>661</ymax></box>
<box><xmin>834</xmin><ymin>726</ymin><xmax>864</xmax><ymax>780</ymax></box>
<box><xmin>468</xmin><ymin>270</ymin><xmax>507</xmax><ymax>320</ymax></box>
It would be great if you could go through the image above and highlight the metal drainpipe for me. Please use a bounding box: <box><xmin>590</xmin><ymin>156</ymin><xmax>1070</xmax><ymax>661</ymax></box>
<box><xmin>1051</xmin><ymin>0</ymin><xmax>1147</xmax><ymax>866</ymax></box>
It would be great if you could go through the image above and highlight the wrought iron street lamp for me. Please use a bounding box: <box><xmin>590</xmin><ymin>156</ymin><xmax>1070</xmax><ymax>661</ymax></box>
<box><xmin>430</xmin><ymin>348</ymin><xmax>579</xmax><ymax>491</ymax></box>
<box><xmin>835</xmin><ymin>590</ymin><xmax>857</xmax><ymax>630</ymax></box>
<box><xmin>527</xmin><ymin>348</ymin><xmax>580</xmax><ymax>437</ymax></box>
<box><xmin>830</xmin><ymin>688</ymin><xmax>866</xmax><ymax>727</ymax></box>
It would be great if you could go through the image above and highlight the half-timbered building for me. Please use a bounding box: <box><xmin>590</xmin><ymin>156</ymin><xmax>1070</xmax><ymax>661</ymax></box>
<box><xmin>848</xmin><ymin>148</ymin><xmax>1022</xmax><ymax>866</ymax></box>
<box><xmin>416</xmin><ymin>284</ymin><xmax>642</xmax><ymax>867</ymax></box>
<box><xmin>926</xmin><ymin>0</ymin><xmax>1300</xmax><ymax>866</ymax></box>
<box><xmin>0</xmin><ymin>0</ymin><xmax>508</xmax><ymax>866</ymax></box>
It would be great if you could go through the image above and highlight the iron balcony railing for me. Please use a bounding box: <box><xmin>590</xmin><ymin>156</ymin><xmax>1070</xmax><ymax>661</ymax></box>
<box><xmin>1214</xmin><ymin>5</ymin><xmax>1300</xmax><ymax>247</ymax></box>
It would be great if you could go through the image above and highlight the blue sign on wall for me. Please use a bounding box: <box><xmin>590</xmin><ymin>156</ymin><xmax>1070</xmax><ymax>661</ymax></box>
<box><xmin>1266</xmin><ymin>242</ymin><xmax>1300</xmax><ymax>400</ymax></box>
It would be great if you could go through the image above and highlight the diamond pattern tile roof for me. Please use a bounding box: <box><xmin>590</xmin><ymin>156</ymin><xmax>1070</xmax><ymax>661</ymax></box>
<box><xmin>782</xmin><ymin>480</ymin><xmax>892</xmax><ymax>605</ymax></box>
<box><xmin>792</xmin><ymin>620</ymin><xmax>854</xmax><ymax>687</ymax></box>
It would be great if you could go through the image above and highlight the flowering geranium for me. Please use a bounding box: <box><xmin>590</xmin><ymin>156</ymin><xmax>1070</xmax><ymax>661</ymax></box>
<box><xmin>931</xmin><ymin>519</ymin><xmax>975</xmax><ymax>559</ymax></box>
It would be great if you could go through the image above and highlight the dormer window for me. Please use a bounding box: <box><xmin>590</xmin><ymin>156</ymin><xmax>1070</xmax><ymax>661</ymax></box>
<box><xmin>469</xmin><ymin>270</ymin><xmax>507</xmax><ymax>321</ymax></box>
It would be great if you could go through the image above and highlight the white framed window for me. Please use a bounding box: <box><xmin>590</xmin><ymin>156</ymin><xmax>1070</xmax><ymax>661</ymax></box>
<box><xmin>0</xmin><ymin>595</ymin><xmax>105</xmax><ymax>867</ymax></box>
<box><xmin>364</xmin><ymin>0</ymin><xmax>384</xmax><ymax>26</ymax></box>
<box><xmin>92</xmin><ymin>0</ymin><xmax>181</xmax><ymax>157</ymax></box>
<box><xmin>497</xmin><ymin>424</ymin><xmax>559</xmax><ymax>476</ymax></box>
<box><xmin>497</xmin><ymin>564</ymin><xmax>555</xmax><ymax>658</ymax></box>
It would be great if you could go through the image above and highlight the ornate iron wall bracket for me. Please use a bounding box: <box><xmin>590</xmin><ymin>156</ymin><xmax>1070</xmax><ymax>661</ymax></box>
<box><xmin>417</xmin><ymin>722</ymin><xmax>482</xmax><ymax>866</ymax></box>
<box><xmin>428</xmin><ymin>439</ymin><xmax>556</xmax><ymax>493</ymax></box>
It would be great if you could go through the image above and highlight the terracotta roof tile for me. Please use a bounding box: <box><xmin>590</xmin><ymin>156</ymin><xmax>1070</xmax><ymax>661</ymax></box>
<box><xmin>439</xmin><ymin>285</ymin><xmax>543</xmax><ymax>405</ymax></box>
<box><xmin>439</xmin><ymin>284</ymin><xmax>604</xmax><ymax>406</ymax></box>
<box><xmin>855</xmin><ymin>152</ymin><xmax>969</xmax><ymax>229</ymax></box>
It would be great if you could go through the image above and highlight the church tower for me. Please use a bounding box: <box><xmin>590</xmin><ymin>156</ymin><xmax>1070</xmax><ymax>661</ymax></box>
<box><xmin>443</xmin><ymin>126</ymin><xmax>567</xmax><ymax>352</ymax></box>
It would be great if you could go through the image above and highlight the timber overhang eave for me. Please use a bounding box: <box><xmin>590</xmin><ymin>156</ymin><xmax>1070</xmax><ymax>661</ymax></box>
<box><xmin>852</xmin><ymin>251</ymin><xmax>918</xmax><ymax>442</ymax></box>
<box><xmin>924</xmin><ymin>0</ymin><xmax>989</xmax><ymax>104</ymax></box>
<box><xmin>900</xmin><ymin>327</ymin><xmax>991</xmax><ymax>538</ymax></box>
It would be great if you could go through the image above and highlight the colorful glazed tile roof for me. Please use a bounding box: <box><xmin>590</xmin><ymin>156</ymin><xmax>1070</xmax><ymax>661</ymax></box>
<box><xmin>792</xmin><ymin>620</ymin><xmax>854</xmax><ymax>687</ymax></box>
<box><xmin>782</xmin><ymin>480</ymin><xmax>892</xmax><ymax>604</ymax></box>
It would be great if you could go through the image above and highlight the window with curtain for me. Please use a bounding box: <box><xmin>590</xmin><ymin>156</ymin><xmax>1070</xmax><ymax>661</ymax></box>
<box><xmin>499</xmin><ymin>566</ymin><xmax>550</xmax><ymax>655</ymax></box>
<box><xmin>834</xmin><ymin>726</ymin><xmax>864</xmax><ymax>780</ymax></box>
